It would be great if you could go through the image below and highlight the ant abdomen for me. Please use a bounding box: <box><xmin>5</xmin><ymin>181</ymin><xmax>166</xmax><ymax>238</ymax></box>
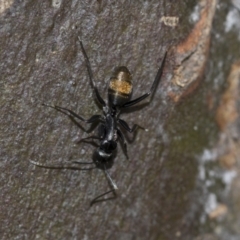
<box><xmin>108</xmin><ymin>66</ymin><xmax>133</xmax><ymax>106</ymax></box>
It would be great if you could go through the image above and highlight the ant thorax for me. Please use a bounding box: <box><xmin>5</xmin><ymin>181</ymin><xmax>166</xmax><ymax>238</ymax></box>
<box><xmin>103</xmin><ymin>105</ymin><xmax>109</xmax><ymax>115</ymax></box>
<box><xmin>103</xmin><ymin>104</ymin><xmax>118</xmax><ymax>117</ymax></box>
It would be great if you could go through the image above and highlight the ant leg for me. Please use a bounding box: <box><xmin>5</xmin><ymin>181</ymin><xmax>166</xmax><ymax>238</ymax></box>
<box><xmin>78</xmin><ymin>38</ymin><xmax>106</xmax><ymax>106</ymax></box>
<box><xmin>90</xmin><ymin>167</ymin><xmax>117</xmax><ymax>206</ymax></box>
<box><xmin>78</xmin><ymin>136</ymin><xmax>101</xmax><ymax>142</ymax></box>
<box><xmin>117</xmin><ymin>128</ymin><xmax>129</xmax><ymax>159</ymax></box>
<box><xmin>121</xmin><ymin>51</ymin><xmax>167</xmax><ymax>108</ymax></box>
<box><xmin>30</xmin><ymin>160</ymin><xmax>96</xmax><ymax>170</ymax></box>
<box><xmin>118</xmin><ymin>118</ymin><xmax>147</xmax><ymax>133</ymax></box>
<box><xmin>42</xmin><ymin>103</ymin><xmax>102</xmax><ymax>124</ymax></box>
<box><xmin>76</xmin><ymin>135</ymin><xmax>100</xmax><ymax>147</ymax></box>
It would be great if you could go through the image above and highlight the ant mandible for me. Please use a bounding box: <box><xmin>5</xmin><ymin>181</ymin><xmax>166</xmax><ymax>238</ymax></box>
<box><xmin>30</xmin><ymin>37</ymin><xmax>167</xmax><ymax>206</ymax></box>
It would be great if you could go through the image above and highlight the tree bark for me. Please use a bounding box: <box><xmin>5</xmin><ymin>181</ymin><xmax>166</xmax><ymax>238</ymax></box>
<box><xmin>1</xmin><ymin>0</ymin><xmax>239</xmax><ymax>239</ymax></box>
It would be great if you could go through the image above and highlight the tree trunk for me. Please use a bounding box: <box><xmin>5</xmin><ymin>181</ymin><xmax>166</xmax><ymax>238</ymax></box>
<box><xmin>1</xmin><ymin>0</ymin><xmax>239</xmax><ymax>239</ymax></box>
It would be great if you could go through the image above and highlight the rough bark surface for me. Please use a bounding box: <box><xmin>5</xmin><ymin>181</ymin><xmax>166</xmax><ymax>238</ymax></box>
<box><xmin>1</xmin><ymin>0</ymin><xmax>240</xmax><ymax>240</ymax></box>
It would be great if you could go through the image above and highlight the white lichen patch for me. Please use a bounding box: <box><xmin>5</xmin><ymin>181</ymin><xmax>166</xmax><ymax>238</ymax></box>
<box><xmin>52</xmin><ymin>0</ymin><xmax>62</xmax><ymax>8</ymax></box>
<box><xmin>160</xmin><ymin>16</ymin><xmax>179</xmax><ymax>27</ymax></box>
<box><xmin>0</xmin><ymin>0</ymin><xmax>13</xmax><ymax>14</ymax></box>
<box><xmin>224</xmin><ymin>7</ymin><xmax>240</xmax><ymax>39</ymax></box>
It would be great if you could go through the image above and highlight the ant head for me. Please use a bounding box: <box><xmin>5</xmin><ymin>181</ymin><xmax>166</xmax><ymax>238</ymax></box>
<box><xmin>100</xmin><ymin>140</ymin><xmax>117</xmax><ymax>153</ymax></box>
<box><xmin>93</xmin><ymin>148</ymin><xmax>115</xmax><ymax>170</ymax></box>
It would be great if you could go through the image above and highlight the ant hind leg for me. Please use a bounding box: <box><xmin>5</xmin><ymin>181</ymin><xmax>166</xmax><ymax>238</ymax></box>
<box><xmin>118</xmin><ymin>118</ymin><xmax>147</xmax><ymax>133</ymax></box>
<box><xmin>42</xmin><ymin>103</ymin><xmax>102</xmax><ymax>124</ymax></box>
<box><xmin>78</xmin><ymin>38</ymin><xmax>106</xmax><ymax>107</ymax></box>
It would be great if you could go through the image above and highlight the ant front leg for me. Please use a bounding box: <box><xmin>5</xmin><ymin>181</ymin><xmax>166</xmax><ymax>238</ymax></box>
<box><xmin>90</xmin><ymin>167</ymin><xmax>118</xmax><ymax>206</ymax></box>
<box><xmin>90</xmin><ymin>189</ymin><xmax>117</xmax><ymax>206</ymax></box>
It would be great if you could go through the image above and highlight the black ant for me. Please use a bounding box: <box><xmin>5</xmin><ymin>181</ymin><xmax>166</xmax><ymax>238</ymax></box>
<box><xmin>30</xmin><ymin>37</ymin><xmax>167</xmax><ymax>205</ymax></box>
